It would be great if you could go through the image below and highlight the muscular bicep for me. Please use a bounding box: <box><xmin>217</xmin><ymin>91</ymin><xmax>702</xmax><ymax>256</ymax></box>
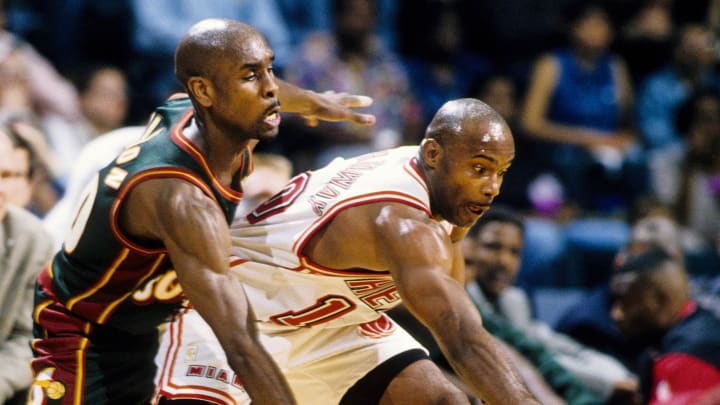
<box><xmin>123</xmin><ymin>179</ymin><xmax>231</xmax><ymax>291</ymax></box>
<box><xmin>374</xmin><ymin>205</ymin><xmax>480</xmax><ymax>333</ymax></box>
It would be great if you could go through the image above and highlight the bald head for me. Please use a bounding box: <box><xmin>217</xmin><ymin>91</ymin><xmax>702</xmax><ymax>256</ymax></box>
<box><xmin>611</xmin><ymin>247</ymin><xmax>691</xmax><ymax>339</ymax></box>
<box><xmin>425</xmin><ymin>98</ymin><xmax>508</xmax><ymax>145</ymax></box>
<box><xmin>175</xmin><ymin>19</ymin><xmax>268</xmax><ymax>86</ymax></box>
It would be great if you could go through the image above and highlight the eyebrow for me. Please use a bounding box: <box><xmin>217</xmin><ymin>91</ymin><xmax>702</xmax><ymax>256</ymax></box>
<box><xmin>240</xmin><ymin>54</ymin><xmax>276</xmax><ymax>71</ymax></box>
<box><xmin>472</xmin><ymin>153</ymin><xmax>514</xmax><ymax>166</ymax></box>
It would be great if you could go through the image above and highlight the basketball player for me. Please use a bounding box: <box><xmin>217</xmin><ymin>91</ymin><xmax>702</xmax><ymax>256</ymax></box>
<box><xmin>29</xmin><ymin>18</ymin><xmax>375</xmax><ymax>405</ymax></box>
<box><xmin>155</xmin><ymin>99</ymin><xmax>540</xmax><ymax>404</ymax></box>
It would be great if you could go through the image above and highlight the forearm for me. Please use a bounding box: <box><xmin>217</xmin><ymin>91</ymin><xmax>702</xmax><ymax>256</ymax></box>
<box><xmin>225</xmin><ymin>336</ymin><xmax>296</xmax><ymax>405</ymax></box>
<box><xmin>436</xmin><ymin>326</ymin><xmax>541</xmax><ymax>405</ymax></box>
<box><xmin>193</xmin><ymin>283</ymin><xmax>296</xmax><ymax>405</ymax></box>
<box><xmin>525</xmin><ymin>120</ymin><xmax>610</xmax><ymax>149</ymax></box>
<box><xmin>495</xmin><ymin>339</ymin><xmax>566</xmax><ymax>405</ymax></box>
<box><xmin>276</xmin><ymin>79</ymin><xmax>315</xmax><ymax>114</ymax></box>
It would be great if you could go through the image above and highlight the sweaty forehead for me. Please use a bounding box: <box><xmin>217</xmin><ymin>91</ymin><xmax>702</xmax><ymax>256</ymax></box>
<box><xmin>460</xmin><ymin>124</ymin><xmax>514</xmax><ymax>157</ymax></box>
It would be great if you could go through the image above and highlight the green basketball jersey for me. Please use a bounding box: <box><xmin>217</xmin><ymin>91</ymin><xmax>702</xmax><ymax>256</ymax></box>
<box><xmin>43</xmin><ymin>96</ymin><xmax>252</xmax><ymax>334</ymax></box>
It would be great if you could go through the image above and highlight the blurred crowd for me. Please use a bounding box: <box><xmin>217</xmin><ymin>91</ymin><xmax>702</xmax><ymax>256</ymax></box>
<box><xmin>0</xmin><ymin>0</ymin><xmax>719</xmax><ymax>404</ymax></box>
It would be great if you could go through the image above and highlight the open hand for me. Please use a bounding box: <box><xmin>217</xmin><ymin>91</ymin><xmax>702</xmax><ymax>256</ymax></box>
<box><xmin>300</xmin><ymin>90</ymin><xmax>376</xmax><ymax>127</ymax></box>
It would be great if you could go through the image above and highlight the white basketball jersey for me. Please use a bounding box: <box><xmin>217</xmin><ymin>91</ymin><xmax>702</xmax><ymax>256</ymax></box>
<box><xmin>230</xmin><ymin>146</ymin><xmax>451</xmax><ymax>332</ymax></box>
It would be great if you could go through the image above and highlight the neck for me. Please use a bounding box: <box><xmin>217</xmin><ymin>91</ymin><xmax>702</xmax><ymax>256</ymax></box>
<box><xmin>186</xmin><ymin>118</ymin><xmax>250</xmax><ymax>186</ymax></box>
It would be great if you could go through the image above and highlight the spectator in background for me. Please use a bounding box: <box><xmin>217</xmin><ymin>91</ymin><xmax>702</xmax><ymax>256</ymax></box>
<box><xmin>0</xmin><ymin>124</ymin><xmax>55</xmax><ymax>405</ymax></box>
<box><xmin>521</xmin><ymin>1</ymin><xmax>645</xmax><ymax>215</ymax></box>
<box><xmin>0</xmin><ymin>5</ymin><xmax>80</xmax><ymax>122</ymax></box>
<box><xmin>635</xmin><ymin>23</ymin><xmax>719</xmax><ymax>152</ymax></box>
<box><xmin>613</xmin><ymin>0</ymin><xmax>675</xmax><ymax>86</ymax></box>
<box><xmin>276</xmin><ymin>0</ymin><xmax>398</xmax><ymax>51</ymax></box>
<box><xmin>556</xmin><ymin>213</ymin><xmax>684</xmax><ymax>373</ymax></box>
<box><xmin>453</xmin><ymin>0</ymin><xmax>575</xmax><ymax>87</ymax></box>
<box><xmin>281</xmin><ymin>0</ymin><xmax>421</xmax><ymax>170</ymax></box>
<box><xmin>648</xmin><ymin>87</ymin><xmax>720</xmax><ymax>259</ymax></box>
<box><xmin>42</xmin><ymin>65</ymin><xmax>129</xmax><ymax>187</ymax></box>
<box><xmin>0</xmin><ymin>117</ymin><xmax>58</xmax><ymax>216</ymax></box>
<box><xmin>2</xmin><ymin>0</ymin><xmax>134</xmax><ymax>77</ymax></box>
<box><xmin>42</xmin><ymin>125</ymin><xmax>144</xmax><ymax>248</ymax></box>
<box><xmin>463</xmin><ymin>206</ymin><xmax>638</xmax><ymax>403</ymax></box>
<box><xmin>398</xmin><ymin>1</ymin><xmax>492</xmax><ymax>127</ymax></box>
<box><xmin>610</xmin><ymin>247</ymin><xmax>720</xmax><ymax>404</ymax></box>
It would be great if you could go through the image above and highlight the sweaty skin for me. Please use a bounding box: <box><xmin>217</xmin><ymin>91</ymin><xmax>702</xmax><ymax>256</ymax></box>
<box><xmin>304</xmin><ymin>99</ymin><xmax>539</xmax><ymax>404</ymax></box>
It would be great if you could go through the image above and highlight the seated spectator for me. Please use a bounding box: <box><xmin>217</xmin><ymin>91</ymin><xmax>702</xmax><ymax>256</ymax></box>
<box><xmin>556</xmin><ymin>213</ymin><xmax>684</xmax><ymax>371</ymax></box>
<box><xmin>521</xmin><ymin>1</ymin><xmax>646</xmax><ymax>214</ymax></box>
<box><xmin>635</xmin><ymin>23</ymin><xmax>719</xmax><ymax>152</ymax></box>
<box><xmin>0</xmin><ymin>123</ymin><xmax>55</xmax><ymax>405</ymax></box>
<box><xmin>0</xmin><ymin>9</ymin><xmax>80</xmax><ymax>121</ymax></box>
<box><xmin>42</xmin><ymin>65</ymin><xmax>130</xmax><ymax>186</ymax></box>
<box><xmin>399</xmin><ymin>1</ymin><xmax>492</xmax><ymax>127</ymax></box>
<box><xmin>610</xmin><ymin>247</ymin><xmax>720</xmax><ymax>404</ymax></box>
<box><xmin>648</xmin><ymin>87</ymin><xmax>720</xmax><ymax>259</ymax></box>
<box><xmin>281</xmin><ymin>0</ymin><xmax>421</xmax><ymax>170</ymax></box>
<box><xmin>613</xmin><ymin>0</ymin><xmax>675</xmax><ymax>86</ymax></box>
<box><xmin>463</xmin><ymin>206</ymin><xmax>638</xmax><ymax>403</ymax></box>
<box><xmin>0</xmin><ymin>116</ymin><xmax>58</xmax><ymax>216</ymax></box>
<box><xmin>42</xmin><ymin>125</ymin><xmax>144</xmax><ymax>247</ymax></box>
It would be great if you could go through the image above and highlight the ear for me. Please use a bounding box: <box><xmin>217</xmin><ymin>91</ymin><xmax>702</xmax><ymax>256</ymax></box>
<box><xmin>420</xmin><ymin>138</ymin><xmax>443</xmax><ymax>169</ymax></box>
<box><xmin>186</xmin><ymin>76</ymin><xmax>214</xmax><ymax>108</ymax></box>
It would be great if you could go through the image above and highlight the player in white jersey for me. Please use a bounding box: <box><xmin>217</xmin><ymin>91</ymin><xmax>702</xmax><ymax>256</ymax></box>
<box><xmin>154</xmin><ymin>99</ymin><xmax>541</xmax><ymax>405</ymax></box>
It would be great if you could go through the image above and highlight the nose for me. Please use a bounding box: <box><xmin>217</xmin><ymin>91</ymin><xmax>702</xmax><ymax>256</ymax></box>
<box><xmin>610</xmin><ymin>303</ymin><xmax>624</xmax><ymax>323</ymax></box>
<box><xmin>498</xmin><ymin>250</ymin><xmax>516</xmax><ymax>270</ymax></box>
<box><xmin>481</xmin><ymin>174</ymin><xmax>502</xmax><ymax>198</ymax></box>
<box><xmin>262</xmin><ymin>74</ymin><xmax>279</xmax><ymax>99</ymax></box>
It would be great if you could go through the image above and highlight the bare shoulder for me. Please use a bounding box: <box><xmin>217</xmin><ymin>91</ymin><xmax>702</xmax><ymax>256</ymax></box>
<box><xmin>305</xmin><ymin>202</ymin><xmax>446</xmax><ymax>270</ymax></box>
<box><xmin>373</xmin><ymin>203</ymin><xmax>447</xmax><ymax>238</ymax></box>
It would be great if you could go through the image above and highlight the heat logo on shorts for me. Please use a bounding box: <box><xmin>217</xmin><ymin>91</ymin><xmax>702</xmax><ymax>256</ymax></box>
<box><xmin>358</xmin><ymin>314</ymin><xmax>396</xmax><ymax>338</ymax></box>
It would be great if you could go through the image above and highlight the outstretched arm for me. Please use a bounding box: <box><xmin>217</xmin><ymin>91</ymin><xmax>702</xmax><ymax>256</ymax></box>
<box><xmin>376</xmin><ymin>205</ymin><xmax>540</xmax><ymax>405</ymax></box>
<box><xmin>123</xmin><ymin>179</ymin><xmax>295</xmax><ymax>405</ymax></box>
<box><xmin>276</xmin><ymin>78</ymin><xmax>376</xmax><ymax>127</ymax></box>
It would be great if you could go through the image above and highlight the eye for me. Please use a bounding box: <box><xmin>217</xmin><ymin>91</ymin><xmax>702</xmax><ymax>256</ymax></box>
<box><xmin>473</xmin><ymin>165</ymin><xmax>487</xmax><ymax>175</ymax></box>
<box><xmin>243</xmin><ymin>72</ymin><xmax>258</xmax><ymax>81</ymax></box>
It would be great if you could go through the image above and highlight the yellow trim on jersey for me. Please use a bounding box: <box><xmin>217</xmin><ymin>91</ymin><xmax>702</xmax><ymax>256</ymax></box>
<box><xmin>97</xmin><ymin>253</ymin><xmax>166</xmax><ymax>324</ymax></box>
<box><xmin>32</xmin><ymin>299</ymin><xmax>54</xmax><ymax>325</ymax></box>
<box><xmin>74</xmin><ymin>337</ymin><xmax>89</xmax><ymax>404</ymax></box>
<box><xmin>66</xmin><ymin>248</ymin><xmax>130</xmax><ymax>310</ymax></box>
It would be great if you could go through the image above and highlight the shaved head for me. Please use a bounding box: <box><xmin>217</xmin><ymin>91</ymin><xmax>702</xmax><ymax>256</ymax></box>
<box><xmin>425</xmin><ymin>98</ymin><xmax>508</xmax><ymax>145</ymax></box>
<box><xmin>418</xmin><ymin>98</ymin><xmax>514</xmax><ymax>227</ymax></box>
<box><xmin>175</xmin><ymin>19</ymin><xmax>267</xmax><ymax>86</ymax></box>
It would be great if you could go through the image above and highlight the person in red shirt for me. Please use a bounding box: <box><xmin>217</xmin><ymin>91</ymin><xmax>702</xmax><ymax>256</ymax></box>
<box><xmin>611</xmin><ymin>247</ymin><xmax>720</xmax><ymax>404</ymax></box>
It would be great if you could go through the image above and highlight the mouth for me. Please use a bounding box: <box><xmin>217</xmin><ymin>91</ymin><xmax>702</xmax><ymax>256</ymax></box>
<box><xmin>263</xmin><ymin>106</ymin><xmax>282</xmax><ymax>128</ymax></box>
<box><xmin>466</xmin><ymin>202</ymin><xmax>490</xmax><ymax>217</ymax></box>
